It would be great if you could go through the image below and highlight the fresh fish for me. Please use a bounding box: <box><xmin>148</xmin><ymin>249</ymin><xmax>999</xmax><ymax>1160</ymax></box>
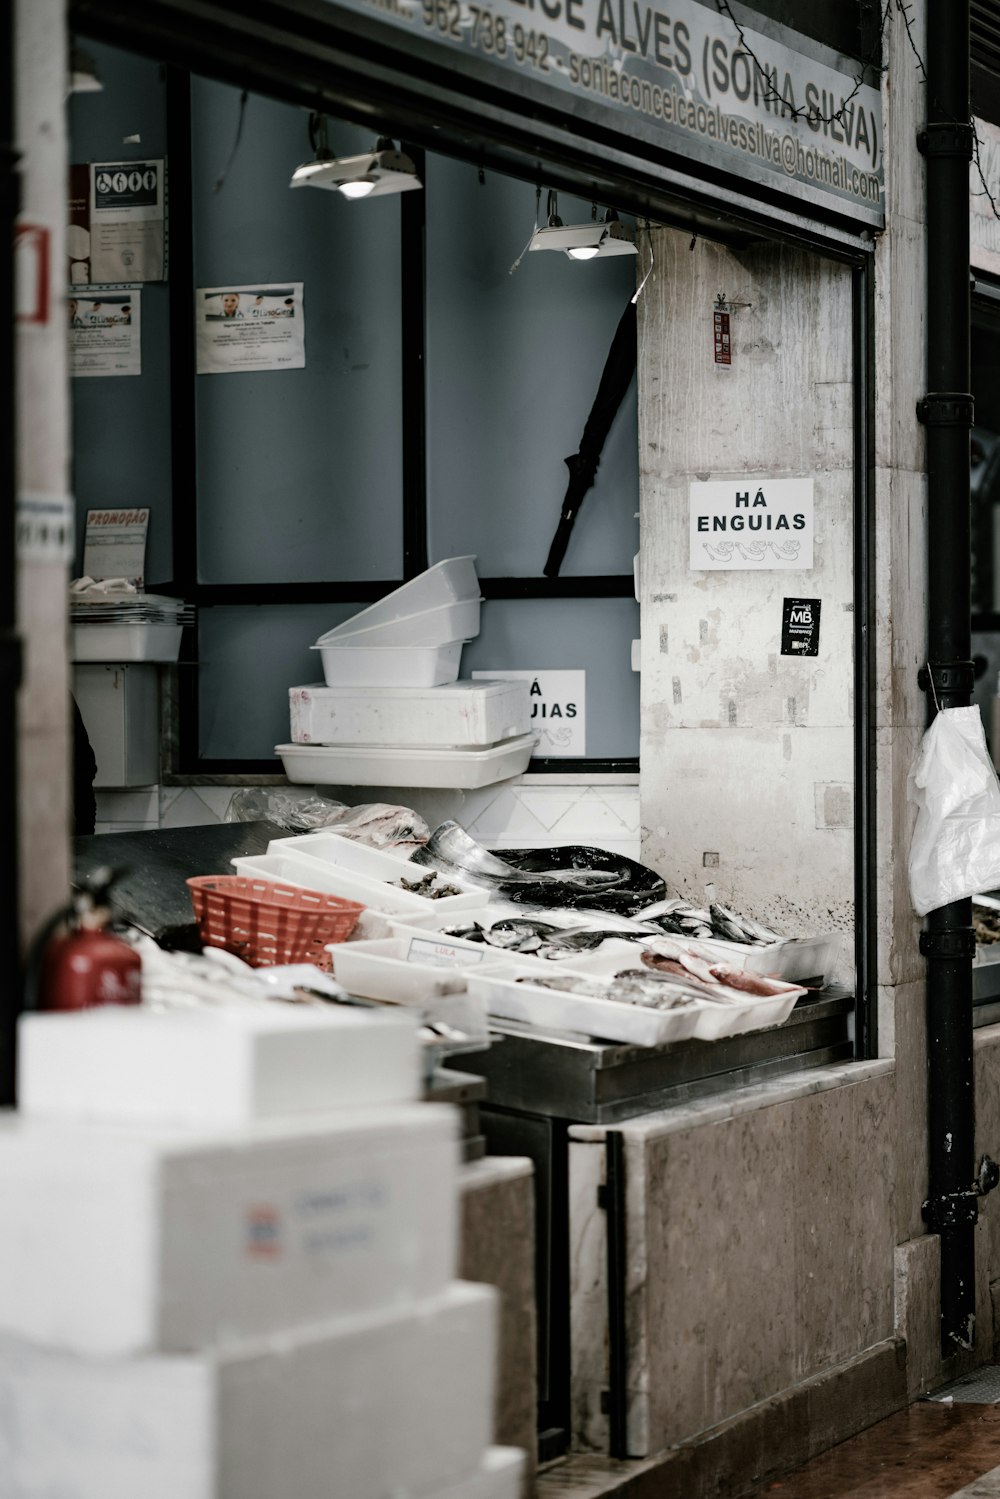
<box><xmin>707</xmin><ymin>965</ymin><xmax>785</xmax><ymax>997</ymax></box>
<box><xmin>515</xmin><ymin>973</ymin><xmax>609</xmax><ymax>996</ymax></box>
<box><xmin>488</xmin><ymin>918</ymin><xmax>561</xmax><ymax>947</ymax></box>
<box><xmin>413</xmin><ymin>822</ymin><xmax>617</xmax><ymax>890</ymax></box>
<box><xmin>731</xmin><ymin>911</ymin><xmax>783</xmax><ymax>945</ymax></box>
<box><xmin>642</xmin><ymin>941</ymin><xmax>717</xmax><ymax>984</ymax></box>
<box><xmin>443</xmin><ymin>924</ymin><xmax>488</xmax><ymax>943</ymax></box>
<box><xmin>514</xmin><ymin>970</ymin><xmax>696</xmax><ymax>1012</ymax></box>
<box><xmin>413</xmin><ymin>823</ymin><xmax>666</xmax><ymax>916</ymax></box>
<box><xmin>709</xmin><ymin>904</ymin><xmax>752</xmax><ymax>944</ymax></box>
<box><xmin>398</xmin><ymin>873</ymin><xmax>463</xmax><ymax>899</ymax></box>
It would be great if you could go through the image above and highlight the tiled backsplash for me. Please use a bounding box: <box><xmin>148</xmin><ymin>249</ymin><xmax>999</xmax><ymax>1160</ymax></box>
<box><xmin>95</xmin><ymin>776</ymin><xmax>641</xmax><ymax>858</ymax></box>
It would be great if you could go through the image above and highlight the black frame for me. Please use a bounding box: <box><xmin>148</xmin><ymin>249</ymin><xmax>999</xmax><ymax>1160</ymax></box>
<box><xmin>160</xmin><ymin>65</ymin><xmax>639</xmax><ymax>778</ymax></box>
<box><xmin>71</xmin><ymin>0</ymin><xmax>878</xmax><ymax>1057</ymax></box>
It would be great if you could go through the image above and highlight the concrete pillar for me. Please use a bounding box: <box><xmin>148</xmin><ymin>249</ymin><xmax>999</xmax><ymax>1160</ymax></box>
<box><xmin>637</xmin><ymin>230</ymin><xmax>856</xmax><ymax>940</ymax></box>
<box><xmin>15</xmin><ymin>0</ymin><xmax>73</xmax><ymax>948</ymax></box>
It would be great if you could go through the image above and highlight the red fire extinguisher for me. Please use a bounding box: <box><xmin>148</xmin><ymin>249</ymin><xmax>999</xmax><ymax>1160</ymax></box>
<box><xmin>28</xmin><ymin>868</ymin><xmax>142</xmax><ymax>1012</ymax></box>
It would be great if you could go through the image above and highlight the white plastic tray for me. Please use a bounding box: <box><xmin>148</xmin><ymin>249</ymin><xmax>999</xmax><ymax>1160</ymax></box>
<box><xmin>289</xmin><ymin>678</ymin><xmax>531</xmax><ymax>748</ymax></box>
<box><xmin>467</xmin><ymin>961</ymin><xmax>709</xmax><ymax>1047</ymax></box>
<box><xmin>267</xmin><ymin>831</ymin><xmax>454</xmax><ymax>886</ymax></box>
<box><xmin>71</xmin><ymin>623</ymin><xmax>182</xmax><ymax>662</ymax></box>
<box><xmin>640</xmin><ymin>931</ymin><xmax>839</xmax><ymax>985</ymax></box>
<box><xmin>468</xmin><ymin>952</ymin><xmax>803</xmax><ymax>1043</ymax></box>
<box><xmin>230</xmin><ymin>851</ymin><xmax>482</xmax><ymax>918</ymax></box>
<box><xmin>316</xmin><ymin>557</ymin><xmax>479</xmax><ymax>637</ymax></box>
<box><xmin>312</xmin><ymin>640</ymin><xmax>465</xmax><ymax>688</ymax></box>
<box><xmin>277</xmin><ymin>733</ymin><xmax>537</xmax><ymax>788</ymax></box>
<box><xmin>328</xmin><ymin>938</ymin><xmax>489</xmax><ymax>1040</ymax></box>
<box><xmin>316</xmin><ymin>598</ymin><xmax>481</xmax><ymax>647</ymax></box>
<box><xmin>562</xmin><ymin>942</ymin><xmax>805</xmax><ymax>1035</ymax></box>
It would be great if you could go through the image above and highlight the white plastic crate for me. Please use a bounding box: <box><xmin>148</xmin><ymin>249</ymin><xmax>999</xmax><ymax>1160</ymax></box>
<box><xmin>317</xmin><ymin>557</ymin><xmax>479</xmax><ymax>638</ymax></box>
<box><xmin>312</xmin><ymin>640</ymin><xmax>465</xmax><ymax>688</ymax></box>
<box><xmin>316</xmin><ymin>598</ymin><xmax>481</xmax><ymax>647</ymax></box>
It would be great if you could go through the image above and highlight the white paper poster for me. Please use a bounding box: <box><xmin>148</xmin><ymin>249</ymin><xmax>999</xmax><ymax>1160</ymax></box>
<box><xmin>196</xmin><ymin>283</ymin><xmax>305</xmax><ymax>374</ymax></box>
<box><xmin>83</xmin><ymin>508</ymin><xmax>150</xmax><ymax>586</ymax></box>
<box><xmin>88</xmin><ymin>160</ymin><xmax>165</xmax><ymax>283</ymax></box>
<box><xmin>472</xmin><ymin>670</ymin><xmax>586</xmax><ymax>756</ymax></box>
<box><xmin>68</xmin><ymin>290</ymin><xmax>141</xmax><ymax>378</ymax></box>
<box><xmin>689</xmin><ymin>478</ymin><xmax>814</xmax><ymax>570</ymax></box>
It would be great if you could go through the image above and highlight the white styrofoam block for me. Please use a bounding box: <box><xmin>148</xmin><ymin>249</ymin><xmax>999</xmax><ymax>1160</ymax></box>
<box><xmin>0</xmin><ymin>1104</ymin><xmax>458</xmax><ymax>1357</ymax></box>
<box><xmin>0</xmin><ymin>1282</ymin><xmax>496</xmax><ymax>1499</ymax></box>
<box><xmin>18</xmin><ymin>1002</ymin><xmax>420</xmax><ymax>1127</ymax></box>
<box><xmin>420</xmin><ymin>1448</ymin><xmax>527</xmax><ymax>1499</ymax></box>
<box><xmin>289</xmin><ymin>678</ymin><xmax>531</xmax><ymax>748</ymax></box>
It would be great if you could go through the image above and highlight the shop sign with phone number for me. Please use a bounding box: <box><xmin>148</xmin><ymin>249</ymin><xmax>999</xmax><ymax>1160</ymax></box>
<box><xmin>322</xmin><ymin>0</ymin><xmax>883</xmax><ymax>224</ymax></box>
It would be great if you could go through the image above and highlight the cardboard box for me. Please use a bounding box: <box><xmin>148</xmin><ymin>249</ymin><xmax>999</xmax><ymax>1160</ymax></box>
<box><xmin>18</xmin><ymin>1003</ymin><xmax>419</xmax><ymax>1126</ymax></box>
<box><xmin>0</xmin><ymin>1105</ymin><xmax>458</xmax><ymax>1356</ymax></box>
<box><xmin>0</xmin><ymin>1282</ymin><xmax>496</xmax><ymax>1499</ymax></box>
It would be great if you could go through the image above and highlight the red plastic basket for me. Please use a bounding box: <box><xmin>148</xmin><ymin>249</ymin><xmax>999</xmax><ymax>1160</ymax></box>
<box><xmin>186</xmin><ymin>875</ymin><xmax>364</xmax><ymax>969</ymax></box>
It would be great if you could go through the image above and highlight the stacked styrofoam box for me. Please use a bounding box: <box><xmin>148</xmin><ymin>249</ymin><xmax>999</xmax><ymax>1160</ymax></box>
<box><xmin>0</xmin><ymin>1004</ymin><xmax>525</xmax><ymax>1499</ymax></box>
<box><xmin>276</xmin><ymin>558</ymin><xmax>537</xmax><ymax>788</ymax></box>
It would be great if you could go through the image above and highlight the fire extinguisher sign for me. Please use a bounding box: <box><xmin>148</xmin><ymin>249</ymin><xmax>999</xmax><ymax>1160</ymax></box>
<box><xmin>781</xmin><ymin>597</ymin><xmax>821</xmax><ymax>656</ymax></box>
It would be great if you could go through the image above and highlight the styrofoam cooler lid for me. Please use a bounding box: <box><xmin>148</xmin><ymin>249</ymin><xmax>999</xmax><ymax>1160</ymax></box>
<box><xmin>290</xmin><ymin>679</ymin><xmax>527</xmax><ymax>701</ymax></box>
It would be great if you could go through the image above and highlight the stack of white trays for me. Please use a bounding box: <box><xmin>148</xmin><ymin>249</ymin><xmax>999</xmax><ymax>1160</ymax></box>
<box><xmin>276</xmin><ymin>558</ymin><xmax>537</xmax><ymax>788</ymax></box>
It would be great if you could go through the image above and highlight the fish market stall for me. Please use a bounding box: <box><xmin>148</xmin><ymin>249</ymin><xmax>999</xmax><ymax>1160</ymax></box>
<box><xmin>68</xmin><ymin>800</ymin><xmax>849</xmax><ymax>1466</ymax></box>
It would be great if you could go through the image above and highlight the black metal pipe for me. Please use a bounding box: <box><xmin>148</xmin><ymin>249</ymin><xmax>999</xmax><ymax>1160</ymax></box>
<box><xmin>919</xmin><ymin>0</ymin><xmax>978</xmax><ymax>1355</ymax></box>
<box><xmin>0</xmin><ymin>0</ymin><xmax>22</xmax><ymax>1106</ymax></box>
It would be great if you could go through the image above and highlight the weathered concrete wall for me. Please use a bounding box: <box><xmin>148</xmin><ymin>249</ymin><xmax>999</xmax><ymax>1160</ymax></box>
<box><xmin>626</xmin><ymin>0</ymin><xmax>1000</xmax><ymax>1464</ymax></box>
<box><xmin>570</xmin><ymin>1065</ymin><xmax>896</xmax><ymax>1458</ymax></box>
<box><xmin>15</xmin><ymin>0</ymin><xmax>73</xmax><ymax>948</ymax></box>
<box><xmin>637</xmin><ymin>229</ymin><xmax>856</xmax><ymax>937</ymax></box>
<box><xmin>460</xmin><ymin>1156</ymin><xmax>538</xmax><ymax>1496</ymax></box>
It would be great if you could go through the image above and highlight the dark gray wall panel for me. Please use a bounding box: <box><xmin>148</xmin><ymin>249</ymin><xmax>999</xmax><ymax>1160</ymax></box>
<box><xmin>198</xmin><ymin>603</ymin><xmax>358</xmax><ymax>759</ymax></box>
<box><xmin>191</xmin><ymin>84</ymin><xmax>404</xmax><ymax>584</ymax></box>
<box><xmin>425</xmin><ymin>154</ymin><xmax>639</xmax><ymax>578</ymax></box>
<box><xmin>69</xmin><ymin>43</ymin><xmax>173</xmax><ymax>584</ymax></box>
<box><xmin>462</xmin><ymin>598</ymin><xmax>640</xmax><ymax>758</ymax></box>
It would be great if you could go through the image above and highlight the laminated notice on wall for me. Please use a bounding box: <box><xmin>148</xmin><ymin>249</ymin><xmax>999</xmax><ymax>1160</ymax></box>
<box><xmin>68</xmin><ymin>289</ymin><xmax>141</xmax><ymax>378</ymax></box>
<box><xmin>196</xmin><ymin>283</ymin><xmax>305</xmax><ymax>374</ymax></box>
<box><xmin>472</xmin><ymin>669</ymin><xmax>585</xmax><ymax>756</ymax></box>
<box><xmin>689</xmin><ymin>478</ymin><xmax>814</xmax><ymax>570</ymax></box>
<box><xmin>91</xmin><ymin>160</ymin><xmax>165</xmax><ymax>282</ymax></box>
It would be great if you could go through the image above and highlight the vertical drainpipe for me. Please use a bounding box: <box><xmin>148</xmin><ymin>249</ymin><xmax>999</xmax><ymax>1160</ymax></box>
<box><xmin>917</xmin><ymin>0</ymin><xmax>997</xmax><ymax>1355</ymax></box>
<box><xmin>0</xmin><ymin>0</ymin><xmax>22</xmax><ymax>1107</ymax></box>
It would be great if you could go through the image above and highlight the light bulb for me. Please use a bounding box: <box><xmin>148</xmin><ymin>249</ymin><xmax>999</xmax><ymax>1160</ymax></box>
<box><xmin>567</xmin><ymin>245</ymin><xmax>601</xmax><ymax>260</ymax></box>
<box><xmin>339</xmin><ymin>178</ymin><xmax>376</xmax><ymax>199</ymax></box>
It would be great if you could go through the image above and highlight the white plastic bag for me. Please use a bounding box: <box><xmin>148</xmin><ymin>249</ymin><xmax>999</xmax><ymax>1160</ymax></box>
<box><xmin>907</xmin><ymin>706</ymin><xmax>1000</xmax><ymax>916</ymax></box>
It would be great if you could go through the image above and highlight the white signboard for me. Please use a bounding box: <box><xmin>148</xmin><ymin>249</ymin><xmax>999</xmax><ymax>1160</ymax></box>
<box><xmin>689</xmin><ymin>477</ymin><xmax>814</xmax><ymax>570</ymax></box>
<box><xmin>68</xmin><ymin>289</ymin><xmax>141</xmax><ymax>378</ymax></box>
<box><xmin>971</xmin><ymin>117</ymin><xmax>1000</xmax><ymax>278</ymax></box>
<box><xmin>472</xmin><ymin>669</ymin><xmax>585</xmax><ymax>756</ymax></box>
<box><xmin>322</xmin><ymin>0</ymin><xmax>883</xmax><ymax>225</ymax></box>
<box><xmin>196</xmin><ymin>282</ymin><xmax>305</xmax><ymax>374</ymax></box>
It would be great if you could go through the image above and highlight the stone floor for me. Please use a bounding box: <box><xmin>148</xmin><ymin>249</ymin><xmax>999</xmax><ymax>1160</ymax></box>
<box><xmin>538</xmin><ymin>1402</ymin><xmax>1000</xmax><ymax>1499</ymax></box>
